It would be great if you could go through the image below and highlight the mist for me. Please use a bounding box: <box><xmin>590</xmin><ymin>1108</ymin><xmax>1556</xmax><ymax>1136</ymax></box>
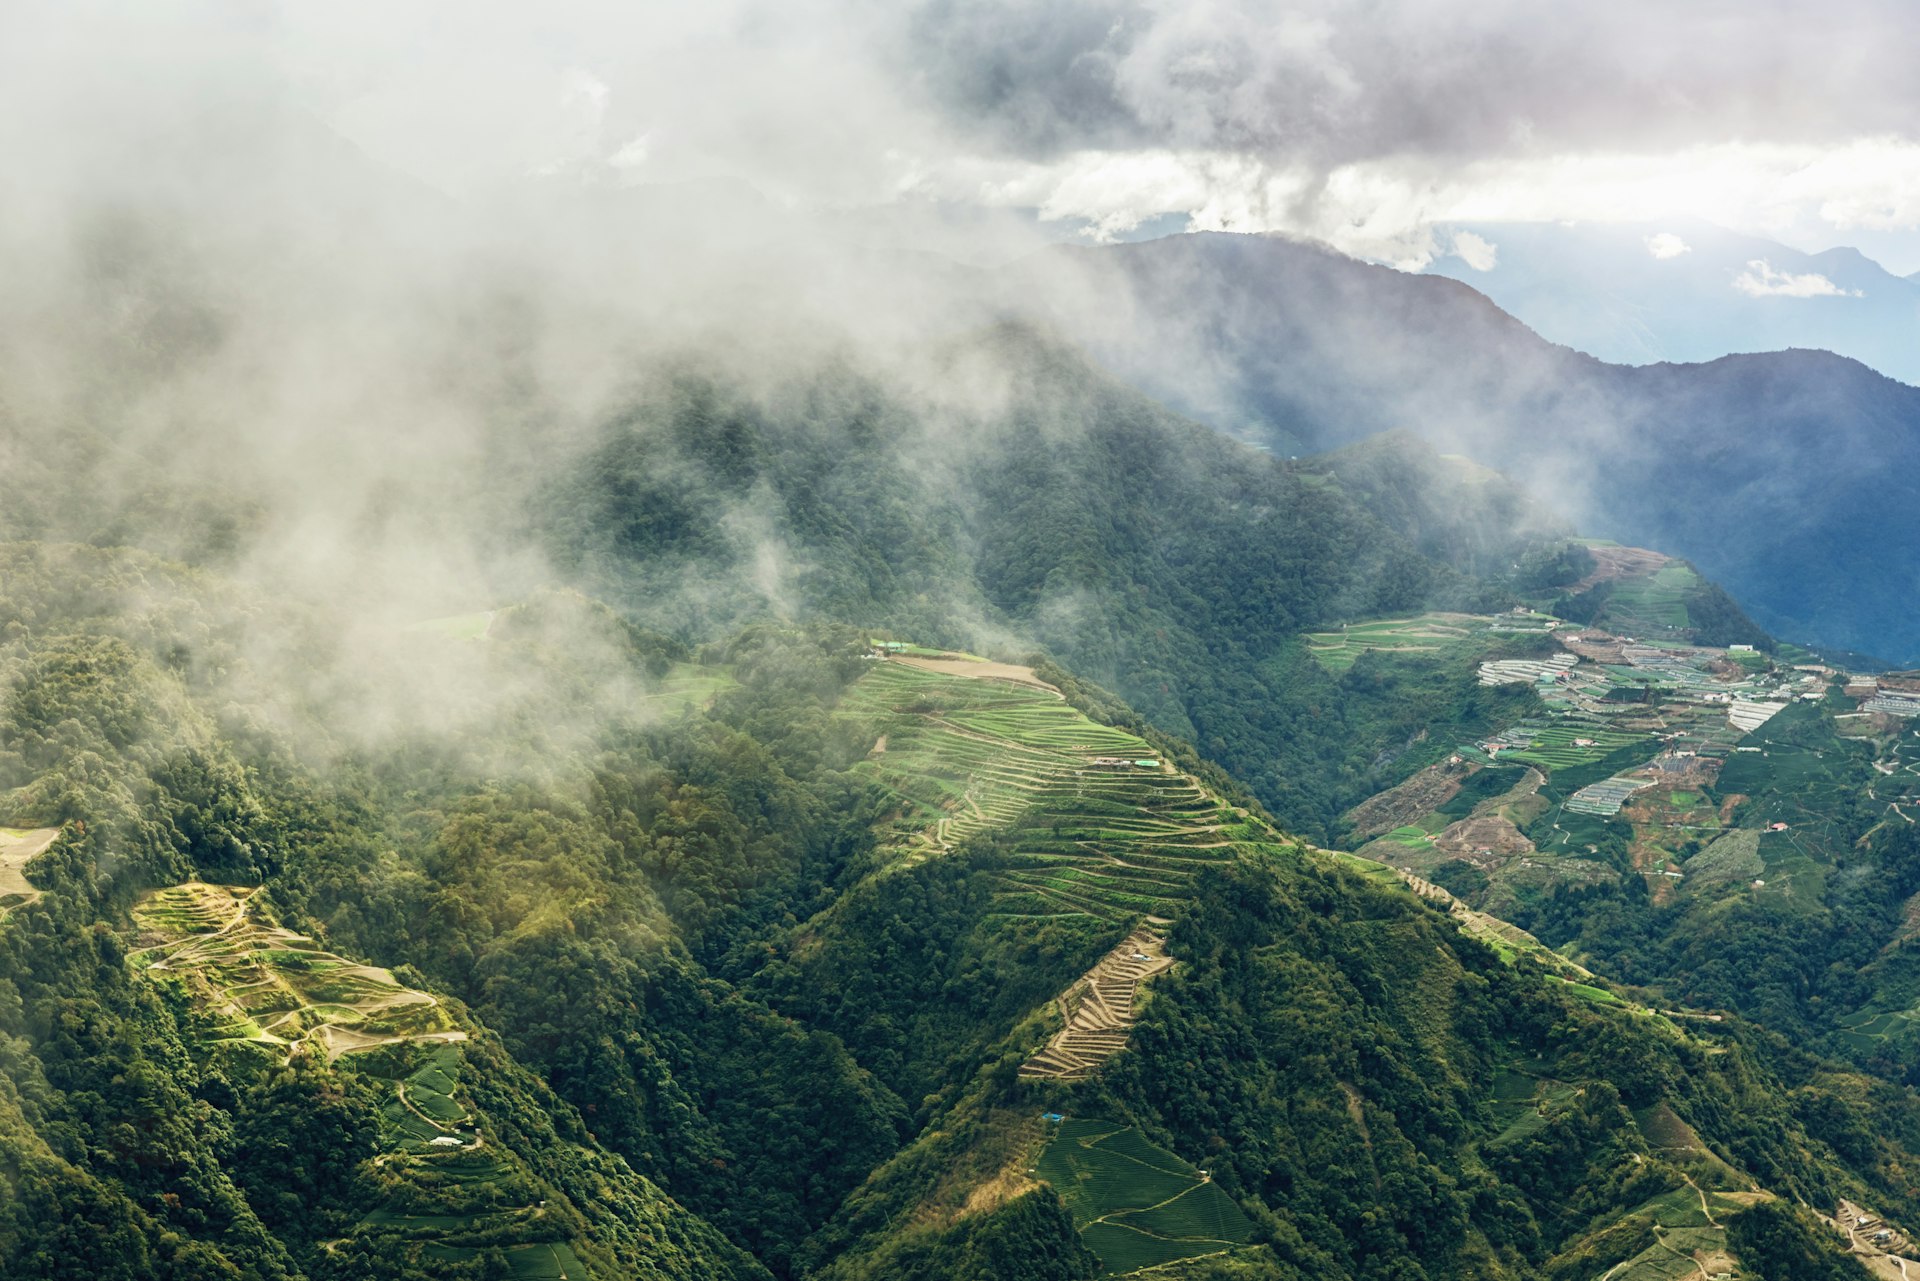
<box><xmin>5</xmin><ymin>0</ymin><xmax>1917</xmax><ymax>759</ymax></box>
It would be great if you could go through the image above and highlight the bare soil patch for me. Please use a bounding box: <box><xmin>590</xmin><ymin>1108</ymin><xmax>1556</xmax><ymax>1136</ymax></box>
<box><xmin>1344</xmin><ymin>761</ymin><xmax>1469</xmax><ymax>841</ymax></box>
<box><xmin>891</xmin><ymin>655</ymin><xmax>1061</xmax><ymax>695</ymax></box>
<box><xmin>1569</xmin><ymin>545</ymin><xmax>1671</xmax><ymax>594</ymax></box>
<box><xmin>1433</xmin><ymin>815</ymin><xmax>1535</xmax><ymax>862</ymax></box>
<box><xmin>0</xmin><ymin>827</ymin><xmax>58</xmax><ymax>905</ymax></box>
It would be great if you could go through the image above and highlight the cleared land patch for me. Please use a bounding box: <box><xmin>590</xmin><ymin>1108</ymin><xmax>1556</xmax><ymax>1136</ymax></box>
<box><xmin>131</xmin><ymin>881</ymin><xmax>463</xmax><ymax>1065</ymax></box>
<box><xmin>1302</xmin><ymin>612</ymin><xmax>1490</xmax><ymax>674</ymax></box>
<box><xmin>0</xmin><ymin>825</ymin><xmax>57</xmax><ymax>912</ymax></box>
<box><xmin>1021</xmin><ymin>928</ymin><xmax>1174</xmax><ymax>1081</ymax></box>
<box><xmin>1567</xmin><ymin>544</ymin><xmax>1672</xmax><ymax>595</ymax></box>
<box><xmin>1036</xmin><ymin>1118</ymin><xmax>1255</xmax><ymax>1275</ymax></box>
<box><xmin>403</xmin><ymin>611</ymin><xmax>498</xmax><ymax>641</ymax></box>
<box><xmin>639</xmin><ymin>661</ymin><xmax>739</xmax><ymax>717</ymax></box>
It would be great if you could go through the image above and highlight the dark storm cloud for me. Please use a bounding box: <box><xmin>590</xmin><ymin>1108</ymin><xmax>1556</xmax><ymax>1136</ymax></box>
<box><xmin>894</xmin><ymin>0</ymin><xmax>1920</xmax><ymax>167</ymax></box>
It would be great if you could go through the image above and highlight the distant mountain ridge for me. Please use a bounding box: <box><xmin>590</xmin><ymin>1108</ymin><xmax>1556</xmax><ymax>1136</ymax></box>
<box><xmin>1421</xmin><ymin>220</ymin><xmax>1920</xmax><ymax>387</ymax></box>
<box><xmin>1020</xmin><ymin>232</ymin><xmax>1920</xmax><ymax>662</ymax></box>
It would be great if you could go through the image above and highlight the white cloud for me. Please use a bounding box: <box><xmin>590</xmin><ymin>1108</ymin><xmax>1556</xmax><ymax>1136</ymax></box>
<box><xmin>1731</xmin><ymin>259</ymin><xmax>1863</xmax><ymax>298</ymax></box>
<box><xmin>1645</xmin><ymin>232</ymin><xmax>1691</xmax><ymax>259</ymax></box>
<box><xmin>1452</xmin><ymin>230</ymin><xmax>1498</xmax><ymax>270</ymax></box>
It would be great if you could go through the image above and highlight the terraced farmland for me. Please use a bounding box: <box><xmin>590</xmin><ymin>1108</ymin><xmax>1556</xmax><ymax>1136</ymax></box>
<box><xmin>1036</xmin><ymin>1118</ymin><xmax>1255</xmax><ymax>1275</ymax></box>
<box><xmin>1597</xmin><ymin>563</ymin><xmax>1698</xmax><ymax>637</ymax></box>
<box><xmin>134</xmin><ymin>883</ymin><xmax>605</xmax><ymax>1276</ymax></box>
<box><xmin>354</xmin><ymin>1041</ymin><xmax>593</xmax><ymax>1279</ymax></box>
<box><xmin>1020</xmin><ymin>928</ymin><xmax>1174</xmax><ymax>1081</ymax></box>
<box><xmin>842</xmin><ymin>660</ymin><xmax>1268</xmax><ymax>925</ymax></box>
<box><xmin>1302</xmin><ymin>612</ymin><xmax>1486</xmax><ymax>673</ymax></box>
<box><xmin>131</xmin><ymin>881</ymin><xmax>463</xmax><ymax>1064</ymax></box>
<box><xmin>1491</xmin><ymin>722</ymin><xmax>1649</xmax><ymax>773</ymax></box>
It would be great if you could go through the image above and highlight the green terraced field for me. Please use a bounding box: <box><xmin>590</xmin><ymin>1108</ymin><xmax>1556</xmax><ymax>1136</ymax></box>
<box><xmin>639</xmin><ymin>661</ymin><xmax>738</xmax><ymax>717</ymax></box>
<box><xmin>1498</xmin><ymin>723</ymin><xmax>1649</xmax><ymax>773</ymax></box>
<box><xmin>841</xmin><ymin>662</ymin><xmax>1280</xmax><ymax>924</ymax></box>
<box><xmin>1036</xmin><ymin>1118</ymin><xmax>1255</xmax><ymax>1275</ymax></box>
<box><xmin>131</xmin><ymin>882</ymin><xmax>460</xmax><ymax>1062</ymax></box>
<box><xmin>1598</xmin><ymin>564</ymin><xmax>1697</xmax><ymax>637</ymax></box>
<box><xmin>352</xmin><ymin>1041</ymin><xmax>594</xmax><ymax>1270</ymax></box>
<box><xmin>403</xmin><ymin>611</ymin><xmax>496</xmax><ymax>640</ymax></box>
<box><xmin>134</xmin><ymin>883</ymin><xmax>598</xmax><ymax>1273</ymax></box>
<box><xmin>1301</xmin><ymin>612</ymin><xmax>1489</xmax><ymax>674</ymax></box>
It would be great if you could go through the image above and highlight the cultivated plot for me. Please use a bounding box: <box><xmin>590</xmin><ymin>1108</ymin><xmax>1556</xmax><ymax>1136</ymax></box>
<box><xmin>841</xmin><ymin>660</ymin><xmax>1265</xmax><ymax>925</ymax></box>
<box><xmin>131</xmin><ymin>881</ymin><xmax>463</xmax><ymax>1064</ymax></box>
<box><xmin>1036</xmin><ymin>1118</ymin><xmax>1255</xmax><ymax>1275</ymax></box>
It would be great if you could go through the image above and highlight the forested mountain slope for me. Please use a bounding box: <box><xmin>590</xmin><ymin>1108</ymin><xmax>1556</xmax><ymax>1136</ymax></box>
<box><xmin>2</xmin><ymin>545</ymin><xmax>1908</xmax><ymax>1280</ymax></box>
<box><xmin>1023</xmin><ymin>232</ymin><xmax>1920</xmax><ymax>662</ymax></box>
<box><xmin>534</xmin><ymin>330</ymin><xmax>1532</xmax><ymax>838</ymax></box>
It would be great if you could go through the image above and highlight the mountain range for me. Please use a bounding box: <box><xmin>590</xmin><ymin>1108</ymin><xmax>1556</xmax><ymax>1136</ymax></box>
<box><xmin>1421</xmin><ymin>219</ymin><xmax>1920</xmax><ymax>387</ymax></box>
<box><xmin>1018</xmin><ymin>231</ymin><xmax>1920</xmax><ymax>663</ymax></box>
<box><xmin>10</xmin><ymin>121</ymin><xmax>1920</xmax><ymax>1280</ymax></box>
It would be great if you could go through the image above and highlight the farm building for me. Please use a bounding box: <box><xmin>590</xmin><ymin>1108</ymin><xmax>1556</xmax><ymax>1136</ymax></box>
<box><xmin>1728</xmin><ymin>700</ymin><xmax>1787</xmax><ymax>732</ymax></box>
<box><xmin>1566</xmin><ymin>776</ymin><xmax>1654</xmax><ymax>816</ymax></box>
<box><xmin>1865</xmin><ymin>695</ymin><xmax>1920</xmax><ymax>717</ymax></box>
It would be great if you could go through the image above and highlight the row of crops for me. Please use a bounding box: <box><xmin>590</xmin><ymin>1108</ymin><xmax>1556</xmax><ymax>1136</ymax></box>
<box><xmin>1036</xmin><ymin>1118</ymin><xmax>1256</xmax><ymax>1274</ymax></box>
<box><xmin>842</xmin><ymin>661</ymin><xmax>1290</xmax><ymax>924</ymax></box>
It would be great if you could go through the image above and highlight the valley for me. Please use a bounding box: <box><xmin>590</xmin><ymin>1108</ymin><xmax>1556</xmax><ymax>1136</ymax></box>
<box><xmin>806</xmin><ymin>638</ymin><xmax>1896</xmax><ymax>1279</ymax></box>
<box><xmin>11</xmin><ymin>10</ymin><xmax>1920</xmax><ymax>1279</ymax></box>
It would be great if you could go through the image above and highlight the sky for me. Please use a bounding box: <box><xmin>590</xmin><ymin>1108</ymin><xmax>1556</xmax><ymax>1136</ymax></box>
<box><xmin>8</xmin><ymin>0</ymin><xmax>1920</xmax><ymax>272</ymax></box>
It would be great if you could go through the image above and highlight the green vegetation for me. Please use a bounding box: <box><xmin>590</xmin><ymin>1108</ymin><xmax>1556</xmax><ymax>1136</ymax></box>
<box><xmin>1035</xmin><ymin>1119</ymin><xmax>1254</xmax><ymax>1274</ymax></box>
<box><xmin>0</xmin><ymin>446</ymin><xmax>1892</xmax><ymax>1281</ymax></box>
<box><xmin>839</xmin><ymin>662</ymin><xmax>1261</xmax><ymax>925</ymax></box>
<box><xmin>1302</xmin><ymin>613</ymin><xmax>1485</xmax><ymax>674</ymax></box>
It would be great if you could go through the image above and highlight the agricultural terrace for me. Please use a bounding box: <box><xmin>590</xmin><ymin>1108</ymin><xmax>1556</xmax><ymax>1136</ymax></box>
<box><xmin>638</xmin><ymin>661</ymin><xmax>738</xmax><ymax>717</ymax></box>
<box><xmin>1020</xmin><ymin>928</ymin><xmax>1173</xmax><ymax>1081</ymax></box>
<box><xmin>1036</xmin><ymin>1118</ymin><xmax>1256</xmax><ymax>1275</ymax></box>
<box><xmin>131</xmin><ymin>882</ymin><xmax>463</xmax><ymax>1064</ymax></box>
<box><xmin>1595</xmin><ymin>563</ymin><xmax>1699</xmax><ymax>638</ymax></box>
<box><xmin>1486</xmin><ymin>722</ymin><xmax>1649</xmax><ymax>773</ymax></box>
<box><xmin>352</xmin><ymin>1041</ymin><xmax>593</xmax><ymax>1280</ymax></box>
<box><xmin>1302</xmin><ymin>612</ymin><xmax>1491</xmax><ymax>674</ymax></box>
<box><xmin>133</xmin><ymin>884</ymin><xmax>596</xmax><ymax>1276</ymax></box>
<box><xmin>841</xmin><ymin>659</ymin><xmax>1277</xmax><ymax>926</ymax></box>
<box><xmin>1488</xmin><ymin>1073</ymin><xmax>1764</xmax><ymax>1281</ymax></box>
<box><xmin>0</xmin><ymin>825</ymin><xmax>57</xmax><ymax>913</ymax></box>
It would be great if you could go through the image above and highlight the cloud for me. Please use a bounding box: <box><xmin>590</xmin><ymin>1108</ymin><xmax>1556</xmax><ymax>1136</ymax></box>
<box><xmin>1645</xmin><ymin>232</ymin><xmax>1691</xmax><ymax>259</ymax></box>
<box><xmin>1452</xmin><ymin>230</ymin><xmax>1498</xmax><ymax>271</ymax></box>
<box><xmin>7</xmin><ymin>0</ymin><xmax>1920</xmax><ymax>273</ymax></box>
<box><xmin>1730</xmin><ymin>259</ymin><xmax>1863</xmax><ymax>298</ymax></box>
